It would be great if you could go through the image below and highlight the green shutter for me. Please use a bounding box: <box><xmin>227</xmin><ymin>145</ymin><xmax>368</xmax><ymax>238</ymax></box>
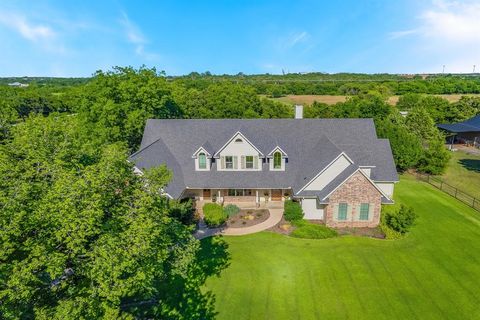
<box><xmin>241</xmin><ymin>156</ymin><xmax>245</xmax><ymax>169</ymax></box>
<box><xmin>338</xmin><ymin>203</ymin><xmax>348</xmax><ymax>220</ymax></box>
<box><xmin>220</xmin><ymin>156</ymin><xmax>225</xmax><ymax>169</ymax></box>
<box><xmin>359</xmin><ymin>203</ymin><xmax>369</xmax><ymax>220</ymax></box>
<box><xmin>254</xmin><ymin>156</ymin><xmax>259</xmax><ymax>169</ymax></box>
<box><xmin>233</xmin><ymin>156</ymin><xmax>238</xmax><ymax>169</ymax></box>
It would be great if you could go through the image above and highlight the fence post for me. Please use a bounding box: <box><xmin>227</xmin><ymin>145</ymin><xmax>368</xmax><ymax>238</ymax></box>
<box><xmin>455</xmin><ymin>189</ymin><xmax>458</xmax><ymax>198</ymax></box>
<box><xmin>474</xmin><ymin>198</ymin><xmax>477</xmax><ymax>209</ymax></box>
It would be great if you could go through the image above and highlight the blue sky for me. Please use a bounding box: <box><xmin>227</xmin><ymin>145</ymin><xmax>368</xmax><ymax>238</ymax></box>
<box><xmin>0</xmin><ymin>0</ymin><xmax>479</xmax><ymax>76</ymax></box>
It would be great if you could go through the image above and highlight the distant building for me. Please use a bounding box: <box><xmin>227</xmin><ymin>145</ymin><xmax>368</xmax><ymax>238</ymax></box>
<box><xmin>8</xmin><ymin>82</ymin><xmax>29</xmax><ymax>88</ymax></box>
<box><xmin>437</xmin><ymin>115</ymin><xmax>480</xmax><ymax>147</ymax></box>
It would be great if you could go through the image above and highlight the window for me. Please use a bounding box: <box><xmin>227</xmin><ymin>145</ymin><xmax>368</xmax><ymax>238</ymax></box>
<box><xmin>273</xmin><ymin>152</ymin><xmax>282</xmax><ymax>169</ymax></box>
<box><xmin>235</xmin><ymin>138</ymin><xmax>243</xmax><ymax>143</ymax></box>
<box><xmin>198</xmin><ymin>153</ymin><xmax>207</xmax><ymax>169</ymax></box>
<box><xmin>228</xmin><ymin>189</ymin><xmax>249</xmax><ymax>196</ymax></box>
<box><xmin>359</xmin><ymin>203</ymin><xmax>370</xmax><ymax>220</ymax></box>
<box><xmin>246</xmin><ymin>156</ymin><xmax>254</xmax><ymax>169</ymax></box>
<box><xmin>338</xmin><ymin>203</ymin><xmax>348</xmax><ymax>220</ymax></box>
<box><xmin>225</xmin><ymin>156</ymin><xmax>233</xmax><ymax>169</ymax></box>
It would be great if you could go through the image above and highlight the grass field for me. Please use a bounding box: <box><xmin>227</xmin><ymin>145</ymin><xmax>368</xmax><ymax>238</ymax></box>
<box><xmin>262</xmin><ymin>94</ymin><xmax>480</xmax><ymax>106</ymax></box>
<box><xmin>203</xmin><ymin>175</ymin><xmax>480</xmax><ymax>319</ymax></box>
<box><xmin>436</xmin><ymin>148</ymin><xmax>480</xmax><ymax>198</ymax></box>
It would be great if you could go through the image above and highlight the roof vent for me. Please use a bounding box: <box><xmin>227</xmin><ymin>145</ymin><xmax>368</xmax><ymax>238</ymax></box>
<box><xmin>295</xmin><ymin>105</ymin><xmax>303</xmax><ymax>119</ymax></box>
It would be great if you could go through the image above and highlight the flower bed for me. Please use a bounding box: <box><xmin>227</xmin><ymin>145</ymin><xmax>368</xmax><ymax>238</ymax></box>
<box><xmin>226</xmin><ymin>209</ymin><xmax>270</xmax><ymax>228</ymax></box>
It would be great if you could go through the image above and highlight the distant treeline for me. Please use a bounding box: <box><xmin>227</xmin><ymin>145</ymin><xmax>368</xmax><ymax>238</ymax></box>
<box><xmin>2</xmin><ymin>71</ymin><xmax>480</xmax><ymax>94</ymax></box>
<box><xmin>174</xmin><ymin>73</ymin><xmax>480</xmax><ymax>96</ymax></box>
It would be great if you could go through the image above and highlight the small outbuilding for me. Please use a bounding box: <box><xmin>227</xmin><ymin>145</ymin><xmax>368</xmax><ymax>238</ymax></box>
<box><xmin>437</xmin><ymin>115</ymin><xmax>480</xmax><ymax>148</ymax></box>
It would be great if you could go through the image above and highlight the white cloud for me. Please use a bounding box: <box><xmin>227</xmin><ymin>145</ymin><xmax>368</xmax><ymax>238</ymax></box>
<box><xmin>390</xmin><ymin>0</ymin><xmax>480</xmax><ymax>73</ymax></box>
<box><xmin>419</xmin><ymin>0</ymin><xmax>480</xmax><ymax>42</ymax></box>
<box><xmin>288</xmin><ymin>31</ymin><xmax>309</xmax><ymax>47</ymax></box>
<box><xmin>119</xmin><ymin>11</ymin><xmax>158</xmax><ymax>61</ymax></box>
<box><xmin>388</xmin><ymin>29</ymin><xmax>417</xmax><ymax>40</ymax></box>
<box><xmin>0</xmin><ymin>12</ymin><xmax>55</xmax><ymax>42</ymax></box>
<box><xmin>282</xmin><ymin>31</ymin><xmax>310</xmax><ymax>49</ymax></box>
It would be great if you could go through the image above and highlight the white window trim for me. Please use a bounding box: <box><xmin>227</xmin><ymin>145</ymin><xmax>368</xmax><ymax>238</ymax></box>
<box><xmin>217</xmin><ymin>155</ymin><xmax>261</xmax><ymax>171</ymax></box>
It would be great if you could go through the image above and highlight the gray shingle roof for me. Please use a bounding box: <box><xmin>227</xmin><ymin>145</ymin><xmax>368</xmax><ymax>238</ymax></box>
<box><xmin>437</xmin><ymin>115</ymin><xmax>480</xmax><ymax>133</ymax></box>
<box><xmin>130</xmin><ymin>119</ymin><xmax>399</xmax><ymax>198</ymax></box>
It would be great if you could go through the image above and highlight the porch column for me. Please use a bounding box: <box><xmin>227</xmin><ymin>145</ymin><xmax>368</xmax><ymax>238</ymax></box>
<box><xmin>256</xmin><ymin>190</ymin><xmax>259</xmax><ymax>203</ymax></box>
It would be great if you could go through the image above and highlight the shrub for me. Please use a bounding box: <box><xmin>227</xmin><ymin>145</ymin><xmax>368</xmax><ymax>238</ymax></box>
<box><xmin>290</xmin><ymin>220</ymin><xmax>337</xmax><ymax>239</ymax></box>
<box><xmin>168</xmin><ymin>199</ymin><xmax>195</xmax><ymax>225</ymax></box>
<box><xmin>384</xmin><ymin>205</ymin><xmax>416</xmax><ymax>234</ymax></box>
<box><xmin>223</xmin><ymin>204</ymin><xmax>241</xmax><ymax>217</ymax></box>
<box><xmin>283</xmin><ymin>200</ymin><xmax>304</xmax><ymax>222</ymax></box>
<box><xmin>203</xmin><ymin>203</ymin><xmax>227</xmax><ymax>227</ymax></box>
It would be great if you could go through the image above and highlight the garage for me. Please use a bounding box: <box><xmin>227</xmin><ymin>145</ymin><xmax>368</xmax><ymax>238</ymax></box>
<box><xmin>301</xmin><ymin>198</ymin><xmax>325</xmax><ymax>220</ymax></box>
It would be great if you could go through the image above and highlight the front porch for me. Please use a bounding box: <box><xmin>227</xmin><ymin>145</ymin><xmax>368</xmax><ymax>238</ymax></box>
<box><xmin>186</xmin><ymin>188</ymin><xmax>290</xmax><ymax>208</ymax></box>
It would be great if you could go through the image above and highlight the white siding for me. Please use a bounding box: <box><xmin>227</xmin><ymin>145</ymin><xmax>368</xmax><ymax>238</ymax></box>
<box><xmin>217</xmin><ymin>133</ymin><xmax>262</xmax><ymax>171</ymax></box>
<box><xmin>302</xmin><ymin>198</ymin><xmax>325</xmax><ymax>220</ymax></box>
<box><xmin>304</xmin><ymin>155</ymin><xmax>351</xmax><ymax>191</ymax></box>
<box><xmin>360</xmin><ymin>167</ymin><xmax>371</xmax><ymax>177</ymax></box>
<box><xmin>376</xmin><ymin>182</ymin><xmax>394</xmax><ymax>197</ymax></box>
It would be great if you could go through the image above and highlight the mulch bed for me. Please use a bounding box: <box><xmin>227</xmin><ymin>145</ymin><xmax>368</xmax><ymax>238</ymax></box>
<box><xmin>268</xmin><ymin>217</ymin><xmax>386</xmax><ymax>239</ymax></box>
<box><xmin>336</xmin><ymin>227</ymin><xmax>386</xmax><ymax>239</ymax></box>
<box><xmin>267</xmin><ymin>216</ymin><xmax>295</xmax><ymax>235</ymax></box>
<box><xmin>226</xmin><ymin>209</ymin><xmax>270</xmax><ymax>228</ymax></box>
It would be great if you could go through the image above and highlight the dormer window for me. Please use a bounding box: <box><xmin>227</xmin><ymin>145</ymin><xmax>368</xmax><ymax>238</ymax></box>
<box><xmin>193</xmin><ymin>147</ymin><xmax>211</xmax><ymax>171</ymax></box>
<box><xmin>268</xmin><ymin>146</ymin><xmax>287</xmax><ymax>171</ymax></box>
<box><xmin>234</xmin><ymin>138</ymin><xmax>243</xmax><ymax>143</ymax></box>
<box><xmin>273</xmin><ymin>152</ymin><xmax>282</xmax><ymax>169</ymax></box>
<box><xmin>198</xmin><ymin>153</ymin><xmax>207</xmax><ymax>169</ymax></box>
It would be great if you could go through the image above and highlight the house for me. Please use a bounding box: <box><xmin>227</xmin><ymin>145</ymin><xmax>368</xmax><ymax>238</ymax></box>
<box><xmin>7</xmin><ymin>82</ymin><xmax>29</xmax><ymax>87</ymax></box>
<box><xmin>437</xmin><ymin>115</ymin><xmax>480</xmax><ymax>148</ymax></box>
<box><xmin>129</xmin><ymin>111</ymin><xmax>398</xmax><ymax>228</ymax></box>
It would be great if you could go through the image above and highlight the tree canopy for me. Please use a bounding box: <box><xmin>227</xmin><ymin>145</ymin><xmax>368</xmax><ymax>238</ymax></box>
<box><xmin>0</xmin><ymin>113</ymin><xmax>229</xmax><ymax>319</ymax></box>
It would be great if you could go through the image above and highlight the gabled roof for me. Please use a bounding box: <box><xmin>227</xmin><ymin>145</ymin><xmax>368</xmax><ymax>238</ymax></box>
<box><xmin>130</xmin><ymin>119</ymin><xmax>399</xmax><ymax>199</ymax></box>
<box><xmin>437</xmin><ymin>115</ymin><xmax>480</xmax><ymax>133</ymax></box>
<box><xmin>192</xmin><ymin>142</ymin><xmax>213</xmax><ymax>158</ymax></box>
<box><xmin>297</xmin><ymin>165</ymin><xmax>393</xmax><ymax>203</ymax></box>
<box><xmin>213</xmin><ymin>131</ymin><xmax>264</xmax><ymax>157</ymax></box>
<box><xmin>267</xmin><ymin>146</ymin><xmax>288</xmax><ymax>158</ymax></box>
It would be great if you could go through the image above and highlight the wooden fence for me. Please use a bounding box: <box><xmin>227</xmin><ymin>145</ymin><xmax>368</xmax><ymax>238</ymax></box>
<box><xmin>416</xmin><ymin>173</ymin><xmax>480</xmax><ymax>212</ymax></box>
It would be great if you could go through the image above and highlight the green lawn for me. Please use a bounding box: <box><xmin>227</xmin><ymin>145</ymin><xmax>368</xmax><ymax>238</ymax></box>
<box><xmin>436</xmin><ymin>149</ymin><xmax>480</xmax><ymax>198</ymax></box>
<box><xmin>203</xmin><ymin>175</ymin><xmax>480</xmax><ymax>319</ymax></box>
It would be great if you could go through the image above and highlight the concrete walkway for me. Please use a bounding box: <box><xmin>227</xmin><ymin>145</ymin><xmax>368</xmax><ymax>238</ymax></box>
<box><xmin>194</xmin><ymin>208</ymin><xmax>283</xmax><ymax>239</ymax></box>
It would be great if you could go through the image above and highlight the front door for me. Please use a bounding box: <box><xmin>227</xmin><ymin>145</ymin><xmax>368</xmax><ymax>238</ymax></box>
<box><xmin>271</xmin><ymin>189</ymin><xmax>282</xmax><ymax>201</ymax></box>
<box><xmin>203</xmin><ymin>189</ymin><xmax>211</xmax><ymax>199</ymax></box>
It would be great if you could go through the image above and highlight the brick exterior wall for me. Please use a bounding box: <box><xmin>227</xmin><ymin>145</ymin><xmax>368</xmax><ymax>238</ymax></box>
<box><xmin>325</xmin><ymin>171</ymin><xmax>382</xmax><ymax>228</ymax></box>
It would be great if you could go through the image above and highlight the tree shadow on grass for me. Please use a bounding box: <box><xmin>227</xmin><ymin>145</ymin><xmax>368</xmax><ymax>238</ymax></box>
<box><xmin>169</xmin><ymin>236</ymin><xmax>230</xmax><ymax>319</ymax></box>
<box><xmin>458</xmin><ymin>159</ymin><xmax>480</xmax><ymax>173</ymax></box>
<box><xmin>122</xmin><ymin>236</ymin><xmax>230</xmax><ymax>319</ymax></box>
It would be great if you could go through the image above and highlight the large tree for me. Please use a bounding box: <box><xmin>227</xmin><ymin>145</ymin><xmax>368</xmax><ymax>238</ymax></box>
<box><xmin>0</xmin><ymin>114</ymin><xmax>228</xmax><ymax>319</ymax></box>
